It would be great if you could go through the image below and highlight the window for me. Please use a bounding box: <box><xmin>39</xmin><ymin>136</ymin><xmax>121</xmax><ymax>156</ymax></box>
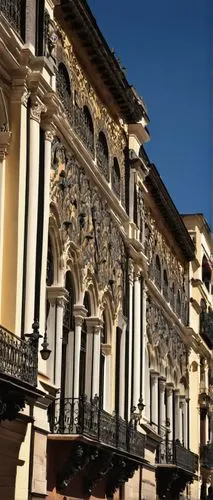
<box><xmin>155</xmin><ymin>255</ymin><xmax>161</xmax><ymax>290</ymax></box>
<box><xmin>100</xmin><ymin>311</ymin><xmax>107</xmax><ymax>409</ymax></box>
<box><xmin>176</xmin><ymin>290</ymin><xmax>181</xmax><ymax>317</ymax></box>
<box><xmin>79</xmin><ymin>292</ymin><xmax>90</xmax><ymax>397</ymax></box>
<box><xmin>46</xmin><ymin>236</ymin><xmax>54</xmax><ymax>286</ymax></box>
<box><xmin>56</xmin><ymin>63</ymin><xmax>72</xmax><ymax>124</ymax></box>
<box><xmin>96</xmin><ymin>131</ymin><xmax>109</xmax><ymax>181</ymax></box>
<box><xmin>82</xmin><ymin>106</ymin><xmax>94</xmax><ymax>155</ymax></box>
<box><xmin>202</xmin><ymin>255</ymin><xmax>211</xmax><ymax>292</ymax></box>
<box><xmin>163</xmin><ymin>270</ymin><xmax>168</xmax><ymax>301</ymax></box>
<box><xmin>111</xmin><ymin>158</ymin><xmax>121</xmax><ymax>198</ymax></box>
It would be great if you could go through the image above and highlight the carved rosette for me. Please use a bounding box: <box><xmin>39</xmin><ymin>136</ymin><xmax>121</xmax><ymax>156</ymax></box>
<box><xmin>50</xmin><ymin>137</ymin><xmax>126</xmax><ymax>314</ymax></box>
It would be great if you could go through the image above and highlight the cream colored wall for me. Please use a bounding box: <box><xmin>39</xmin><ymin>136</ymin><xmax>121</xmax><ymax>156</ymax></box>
<box><xmin>1</xmin><ymin>99</ymin><xmax>27</xmax><ymax>335</ymax></box>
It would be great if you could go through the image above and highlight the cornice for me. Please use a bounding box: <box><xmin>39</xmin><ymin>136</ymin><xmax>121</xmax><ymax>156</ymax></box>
<box><xmin>55</xmin><ymin>0</ymin><xmax>147</xmax><ymax>123</ymax></box>
<box><xmin>145</xmin><ymin>164</ymin><xmax>195</xmax><ymax>261</ymax></box>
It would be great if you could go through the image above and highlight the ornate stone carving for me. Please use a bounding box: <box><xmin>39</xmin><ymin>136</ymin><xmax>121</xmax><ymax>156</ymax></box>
<box><xmin>55</xmin><ymin>24</ymin><xmax>127</xmax><ymax>198</ymax></box>
<box><xmin>146</xmin><ymin>294</ymin><xmax>187</xmax><ymax>370</ymax></box>
<box><xmin>44</xmin><ymin>10</ymin><xmax>58</xmax><ymax>61</ymax></box>
<box><xmin>50</xmin><ymin>137</ymin><xmax>126</xmax><ymax>313</ymax></box>
<box><xmin>144</xmin><ymin>205</ymin><xmax>188</xmax><ymax>323</ymax></box>
<box><xmin>30</xmin><ymin>98</ymin><xmax>46</xmax><ymax>123</ymax></box>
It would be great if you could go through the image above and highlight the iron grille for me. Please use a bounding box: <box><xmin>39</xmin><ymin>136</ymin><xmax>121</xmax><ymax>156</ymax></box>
<box><xmin>157</xmin><ymin>439</ymin><xmax>198</xmax><ymax>474</ymax></box>
<box><xmin>0</xmin><ymin>325</ymin><xmax>37</xmax><ymax>386</ymax></box>
<box><xmin>0</xmin><ymin>0</ymin><xmax>25</xmax><ymax>38</ymax></box>
<box><xmin>49</xmin><ymin>396</ymin><xmax>145</xmax><ymax>459</ymax></box>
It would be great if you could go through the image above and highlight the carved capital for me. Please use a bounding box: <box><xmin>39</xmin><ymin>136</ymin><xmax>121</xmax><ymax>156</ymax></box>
<box><xmin>0</xmin><ymin>131</ymin><xmax>12</xmax><ymax>161</ymax></box>
<box><xmin>21</xmin><ymin>89</ymin><xmax>31</xmax><ymax>107</ymax></box>
<box><xmin>85</xmin><ymin>317</ymin><xmax>103</xmax><ymax>334</ymax></box>
<box><xmin>47</xmin><ymin>286</ymin><xmax>68</xmax><ymax>307</ymax></box>
<box><xmin>166</xmin><ymin>384</ymin><xmax>174</xmax><ymax>397</ymax></box>
<box><xmin>73</xmin><ymin>304</ymin><xmax>88</xmax><ymax>327</ymax></box>
<box><xmin>150</xmin><ymin>371</ymin><xmax>159</xmax><ymax>384</ymax></box>
<box><xmin>101</xmin><ymin>344</ymin><xmax>111</xmax><ymax>356</ymax></box>
<box><xmin>30</xmin><ymin>97</ymin><xmax>47</xmax><ymax>123</ymax></box>
<box><xmin>128</xmin><ymin>259</ymin><xmax>134</xmax><ymax>285</ymax></box>
<box><xmin>159</xmin><ymin>378</ymin><xmax>166</xmax><ymax>393</ymax></box>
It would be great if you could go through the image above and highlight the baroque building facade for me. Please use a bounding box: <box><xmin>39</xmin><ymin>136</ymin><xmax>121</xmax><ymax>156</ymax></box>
<box><xmin>0</xmin><ymin>1</ymin><xmax>211</xmax><ymax>499</ymax></box>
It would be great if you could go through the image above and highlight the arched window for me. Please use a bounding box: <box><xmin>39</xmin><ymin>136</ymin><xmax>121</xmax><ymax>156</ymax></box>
<box><xmin>155</xmin><ymin>255</ymin><xmax>161</xmax><ymax>290</ymax></box>
<box><xmin>202</xmin><ymin>255</ymin><xmax>211</xmax><ymax>292</ymax></box>
<box><xmin>111</xmin><ymin>157</ymin><xmax>121</xmax><ymax>198</ymax></box>
<box><xmin>82</xmin><ymin>106</ymin><xmax>94</xmax><ymax>155</ymax></box>
<box><xmin>163</xmin><ymin>269</ymin><xmax>168</xmax><ymax>301</ymax></box>
<box><xmin>79</xmin><ymin>292</ymin><xmax>91</xmax><ymax>397</ymax></box>
<box><xmin>96</xmin><ymin>131</ymin><xmax>109</xmax><ymax>181</ymax></box>
<box><xmin>170</xmin><ymin>283</ymin><xmax>175</xmax><ymax>310</ymax></box>
<box><xmin>46</xmin><ymin>236</ymin><xmax>54</xmax><ymax>286</ymax></box>
<box><xmin>100</xmin><ymin>311</ymin><xmax>107</xmax><ymax>409</ymax></box>
<box><xmin>60</xmin><ymin>272</ymin><xmax>76</xmax><ymax>400</ymax></box>
<box><xmin>63</xmin><ymin>272</ymin><xmax>75</xmax><ymax>332</ymax></box>
<box><xmin>176</xmin><ymin>290</ymin><xmax>181</xmax><ymax>317</ymax></box>
<box><xmin>56</xmin><ymin>63</ymin><xmax>72</xmax><ymax>123</ymax></box>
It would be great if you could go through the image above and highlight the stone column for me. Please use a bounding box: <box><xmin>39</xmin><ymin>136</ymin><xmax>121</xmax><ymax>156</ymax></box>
<box><xmin>133</xmin><ymin>271</ymin><xmax>141</xmax><ymax>407</ymax></box>
<box><xmin>141</xmin><ymin>280</ymin><xmax>147</xmax><ymax>400</ymax></box>
<box><xmin>39</xmin><ymin>125</ymin><xmax>54</xmax><ymax>336</ymax></box>
<box><xmin>159</xmin><ymin>378</ymin><xmax>166</xmax><ymax>434</ymax></box>
<box><xmin>85</xmin><ymin>317</ymin><xmax>103</xmax><ymax>399</ymax></box>
<box><xmin>174</xmin><ymin>390</ymin><xmax>180</xmax><ymax>440</ymax></box>
<box><xmin>166</xmin><ymin>385</ymin><xmax>173</xmax><ymax>441</ymax></box>
<box><xmin>101</xmin><ymin>344</ymin><xmax>112</xmax><ymax>412</ymax></box>
<box><xmin>47</xmin><ymin>286</ymin><xmax>68</xmax><ymax>388</ymax></box>
<box><xmin>119</xmin><ymin>326</ymin><xmax>126</xmax><ymax>419</ymax></box>
<box><xmin>183</xmin><ymin>397</ymin><xmax>188</xmax><ymax>447</ymax></box>
<box><xmin>127</xmin><ymin>260</ymin><xmax>134</xmax><ymax>421</ymax></box>
<box><xmin>0</xmin><ymin>132</ymin><xmax>11</xmax><ymax>318</ymax></box>
<box><xmin>73</xmin><ymin>304</ymin><xmax>87</xmax><ymax>398</ymax></box>
<box><xmin>24</xmin><ymin>96</ymin><xmax>46</xmax><ymax>333</ymax></box>
<box><xmin>179</xmin><ymin>396</ymin><xmax>185</xmax><ymax>445</ymax></box>
<box><xmin>150</xmin><ymin>371</ymin><xmax>159</xmax><ymax>426</ymax></box>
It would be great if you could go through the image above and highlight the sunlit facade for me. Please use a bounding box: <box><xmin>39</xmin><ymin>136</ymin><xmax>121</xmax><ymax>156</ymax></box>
<box><xmin>0</xmin><ymin>2</ymin><xmax>210</xmax><ymax>500</ymax></box>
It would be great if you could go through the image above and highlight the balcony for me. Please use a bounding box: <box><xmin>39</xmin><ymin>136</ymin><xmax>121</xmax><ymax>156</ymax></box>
<box><xmin>48</xmin><ymin>396</ymin><xmax>146</xmax><ymax>460</ymax></box>
<box><xmin>200</xmin><ymin>443</ymin><xmax>213</xmax><ymax>469</ymax></box>
<box><xmin>156</xmin><ymin>439</ymin><xmax>198</xmax><ymax>499</ymax></box>
<box><xmin>0</xmin><ymin>325</ymin><xmax>41</xmax><ymax>420</ymax></box>
<box><xmin>0</xmin><ymin>0</ymin><xmax>25</xmax><ymax>39</ymax></box>
<box><xmin>157</xmin><ymin>439</ymin><xmax>198</xmax><ymax>474</ymax></box>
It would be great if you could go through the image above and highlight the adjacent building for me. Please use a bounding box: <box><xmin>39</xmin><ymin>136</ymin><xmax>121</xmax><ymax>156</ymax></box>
<box><xmin>0</xmin><ymin>1</ymin><xmax>211</xmax><ymax>499</ymax></box>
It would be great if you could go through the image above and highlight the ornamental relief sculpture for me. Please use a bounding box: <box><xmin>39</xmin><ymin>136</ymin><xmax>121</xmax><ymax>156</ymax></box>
<box><xmin>144</xmin><ymin>205</ymin><xmax>186</xmax><ymax>293</ymax></box>
<box><xmin>50</xmin><ymin>137</ymin><xmax>126</xmax><ymax>312</ymax></box>
<box><xmin>55</xmin><ymin>24</ymin><xmax>127</xmax><ymax>170</ymax></box>
<box><xmin>146</xmin><ymin>294</ymin><xmax>187</xmax><ymax>371</ymax></box>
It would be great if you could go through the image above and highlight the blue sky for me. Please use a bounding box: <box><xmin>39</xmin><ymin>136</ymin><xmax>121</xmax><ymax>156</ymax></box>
<box><xmin>88</xmin><ymin>0</ymin><xmax>212</xmax><ymax>225</ymax></box>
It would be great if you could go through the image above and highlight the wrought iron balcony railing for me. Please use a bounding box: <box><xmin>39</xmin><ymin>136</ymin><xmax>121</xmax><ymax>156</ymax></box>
<box><xmin>49</xmin><ymin>396</ymin><xmax>146</xmax><ymax>460</ymax></box>
<box><xmin>0</xmin><ymin>0</ymin><xmax>25</xmax><ymax>39</ymax></box>
<box><xmin>157</xmin><ymin>439</ymin><xmax>198</xmax><ymax>474</ymax></box>
<box><xmin>200</xmin><ymin>443</ymin><xmax>213</xmax><ymax>469</ymax></box>
<box><xmin>0</xmin><ymin>325</ymin><xmax>37</xmax><ymax>386</ymax></box>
